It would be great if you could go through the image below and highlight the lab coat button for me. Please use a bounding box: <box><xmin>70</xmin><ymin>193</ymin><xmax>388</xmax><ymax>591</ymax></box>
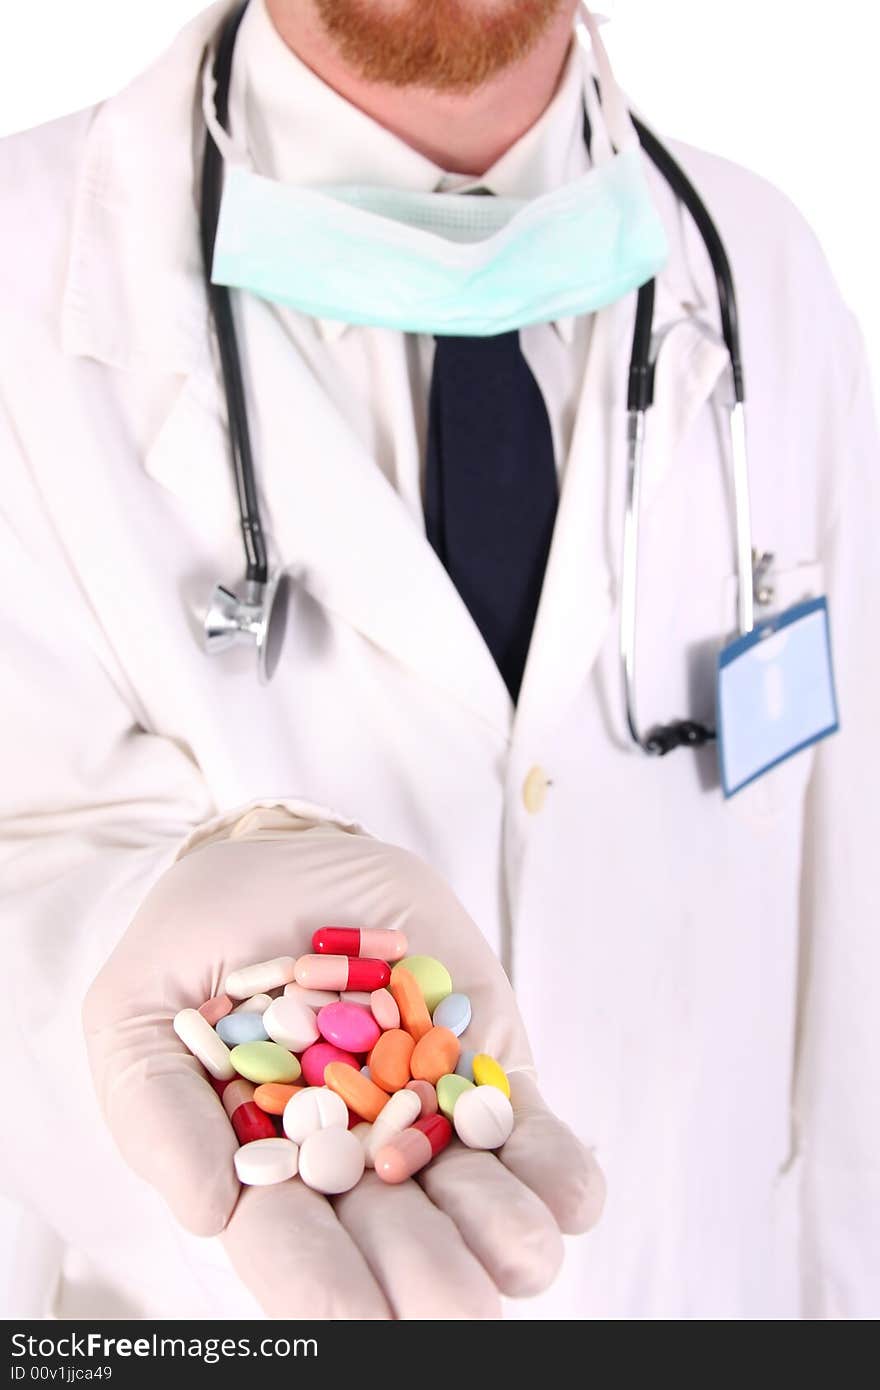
<box><xmin>522</xmin><ymin>766</ymin><xmax>549</xmax><ymax>814</ymax></box>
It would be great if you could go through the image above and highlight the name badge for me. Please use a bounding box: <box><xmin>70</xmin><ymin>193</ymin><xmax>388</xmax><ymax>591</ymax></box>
<box><xmin>716</xmin><ymin>597</ymin><xmax>839</xmax><ymax>798</ymax></box>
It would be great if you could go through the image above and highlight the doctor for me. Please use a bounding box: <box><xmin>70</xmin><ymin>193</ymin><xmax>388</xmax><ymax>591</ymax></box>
<box><xmin>1</xmin><ymin>0</ymin><xmax>878</xmax><ymax>1321</ymax></box>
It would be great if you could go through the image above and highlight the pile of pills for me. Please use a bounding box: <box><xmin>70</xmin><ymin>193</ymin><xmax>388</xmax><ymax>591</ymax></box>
<box><xmin>173</xmin><ymin>928</ymin><xmax>515</xmax><ymax>1195</ymax></box>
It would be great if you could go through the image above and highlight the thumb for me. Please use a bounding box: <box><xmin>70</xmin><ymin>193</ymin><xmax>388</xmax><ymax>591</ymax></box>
<box><xmin>501</xmin><ymin>1072</ymin><xmax>606</xmax><ymax>1235</ymax></box>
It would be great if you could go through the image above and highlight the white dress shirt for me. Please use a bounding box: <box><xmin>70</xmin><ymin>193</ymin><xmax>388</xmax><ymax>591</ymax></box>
<box><xmin>226</xmin><ymin>0</ymin><xmax>593</xmax><ymax>527</ymax></box>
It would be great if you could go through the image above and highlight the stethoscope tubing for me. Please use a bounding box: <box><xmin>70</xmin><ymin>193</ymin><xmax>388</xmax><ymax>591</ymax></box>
<box><xmin>619</xmin><ymin>118</ymin><xmax>755</xmax><ymax>753</ymax></box>
<box><xmin>200</xmin><ymin>1</ymin><xmax>267</xmax><ymax>587</ymax></box>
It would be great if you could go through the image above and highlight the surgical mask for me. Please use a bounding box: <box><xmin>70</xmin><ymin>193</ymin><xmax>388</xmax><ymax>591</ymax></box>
<box><xmin>203</xmin><ymin>6</ymin><xmax>668</xmax><ymax>337</ymax></box>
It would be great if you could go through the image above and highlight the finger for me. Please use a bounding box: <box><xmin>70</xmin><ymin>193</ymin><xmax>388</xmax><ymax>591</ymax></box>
<box><xmin>222</xmin><ymin>1180</ymin><xmax>392</xmax><ymax>1320</ymax></box>
<box><xmin>418</xmin><ymin>1143</ymin><xmax>563</xmax><ymax>1297</ymax></box>
<box><xmin>500</xmin><ymin>1073</ymin><xmax>606</xmax><ymax>1235</ymax></box>
<box><xmin>333</xmin><ymin>1168</ymin><xmax>502</xmax><ymax>1319</ymax></box>
<box><xmin>84</xmin><ymin>1012</ymin><xmax>240</xmax><ymax>1238</ymax></box>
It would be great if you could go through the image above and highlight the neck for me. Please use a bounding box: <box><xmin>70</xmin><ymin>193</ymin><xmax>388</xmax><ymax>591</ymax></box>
<box><xmin>265</xmin><ymin>1</ymin><xmax>579</xmax><ymax>175</ymax></box>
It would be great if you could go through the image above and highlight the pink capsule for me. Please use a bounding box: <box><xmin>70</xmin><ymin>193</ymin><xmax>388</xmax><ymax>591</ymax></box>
<box><xmin>198</xmin><ymin>994</ymin><xmax>233</xmax><ymax>1025</ymax></box>
<box><xmin>312</xmin><ymin>927</ymin><xmax>408</xmax><ymax>961</ymax></box>
<box><xmin>374</xmin><ymin>1114</ymin><xmax>452</xmax><ymax>1184</ymax></box>
<box><xmin>294</xmin><ymin>955</ymin><xmax>391</xmax><ymax>992</ymax></box>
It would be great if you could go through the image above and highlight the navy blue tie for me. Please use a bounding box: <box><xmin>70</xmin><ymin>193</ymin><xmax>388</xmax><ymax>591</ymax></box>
<box><xmin>425</xmin><ymin>331</ymin><xmax>558</xmax><ymax>701</ymax></box>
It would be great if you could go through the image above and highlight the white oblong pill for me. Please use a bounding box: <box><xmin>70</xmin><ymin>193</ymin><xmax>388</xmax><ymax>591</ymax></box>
<box><xmin>339</xmin><ymin>991</ymin><xmax>372</xmax><ymax>1009</ymax></box>
<box><xmin>173</xmin><ymin>1008</ymin><xmax>234</xmax><ymax>1081</ymax></box>
<box><xmin>263</xmin><ymin>996</ymin><xmax>320</xmax><ymax>1053</ymax></box>
<box><xmin>224</xmin><ymin>956</ymin><xmax>297</xmax><ymax>999</ymax></box>
<box><xmin>234</xmin><ymin>1137</ymin><xmax>299</xmax><ymax>1186</ymax></box>
<box><xmin>232</xmin><ymin>993</ymin><xmax>273</xmax><ymax>1015</ymax></box>
<box><xmin>282</xmin><ymin>1085</ymin><xmax>348</xmax><ymax>1144</ymax></box>
<box><xmin>284</xmin><ymin>982</ymin><xmax>339</xmax><ymax>1009</ymax></box>
<box><xmin>350</xmin><ymin>1121</ymin><xmax>373</xmax><ymax>1167</ymax></box>
<box><xmin>452</xmin><ymin>1085</ymin><xmax>514</xmax><ymax>1150</ymax></box>
<box><xmin>298</xmin><ymin>1127</ymin><xmax>365</xmax><ymax>1195</ymax></box>
<box><xmin>365</xmin><ymin>1087</ymin><xmax>422</xmax><ymax>1164</ymax></box>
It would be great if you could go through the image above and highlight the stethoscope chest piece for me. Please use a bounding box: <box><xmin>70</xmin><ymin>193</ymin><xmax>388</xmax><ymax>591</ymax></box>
<box><xmin>203</xmin><ymin>571</ymin><xmax>290</xmax><ymax>683</ymax></box>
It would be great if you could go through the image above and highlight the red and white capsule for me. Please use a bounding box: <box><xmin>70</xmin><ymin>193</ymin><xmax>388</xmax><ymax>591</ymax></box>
<box><xmin>374</xmin><ymin>1114</ymin><xmax>452</xmax><ymax>1184</ymax></box>
<box><xmin>295</xmin><ymin>954</ymin><xmax>391</xmax><ymax>991</ymax></box>
<box><xmin>222</xmin><ymin>1078</ymin><xmax>277</xmax><ymax>1145</ymax></box>
<box><xmin>312</xmin><ymin>928</ymin><xmax>408</xmax><ymax>962</ymax></box>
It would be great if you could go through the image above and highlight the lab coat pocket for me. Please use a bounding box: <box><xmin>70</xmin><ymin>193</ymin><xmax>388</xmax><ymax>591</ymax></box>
<box><xmin>721</xmin><ymin>561</ymin><xmax>826</xmax><ymax>825</ymax></box>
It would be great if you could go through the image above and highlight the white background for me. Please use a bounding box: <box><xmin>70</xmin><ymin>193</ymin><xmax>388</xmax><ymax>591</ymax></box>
<box><xmin>0</xmin><ymin>0</ymin><xmax>877</xmax><ymax>370</ymax></box>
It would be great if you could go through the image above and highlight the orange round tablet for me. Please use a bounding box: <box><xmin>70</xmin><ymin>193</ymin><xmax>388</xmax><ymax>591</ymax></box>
<box><xmin>409</xmin><ymin>1026</ymin><xmax>461</xmax><ymax>1085</ymax></box>
<box><xmin>324</xmin><ymin>1061</ymin><xmax>390</xmax><ymax>1122</ymax></box>
<box><xmin>390</xmin><ymin>968</ymin><xmax>432</xmax><ymax>1041</ymax></box>
<box><xmin>252</xmin><ymin>1083</ymin><xmax>303</xmax><ymax>1115</ymax></box>
<box><xmin>369</xmin><ymin>1028</ymin><xmax>415</xmax><ymax>1092</ymax></box>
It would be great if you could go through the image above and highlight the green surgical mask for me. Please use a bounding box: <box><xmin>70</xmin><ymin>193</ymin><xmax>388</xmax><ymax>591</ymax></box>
<box><xmin>204</xmin><ymin>7</ymin><xmax>668</xmax><ymax>337</ymax></box>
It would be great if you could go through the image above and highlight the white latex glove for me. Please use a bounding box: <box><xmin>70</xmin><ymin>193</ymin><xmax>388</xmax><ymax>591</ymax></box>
<box><xmin>83</xmin><ymin>806</ymin><xmax>604</xmax><ymax>1319</ymax></box>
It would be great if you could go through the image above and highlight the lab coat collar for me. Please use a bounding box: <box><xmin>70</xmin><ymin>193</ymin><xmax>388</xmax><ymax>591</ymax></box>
<box><xmin>61</xmin><ymin>1</ymin><xmax>227</xmax><ymax>375</ymax></box>
<box><xmin>59</xmin><ymin>0</ymin><xmax>729</xmax><ymax>740</ymax></box>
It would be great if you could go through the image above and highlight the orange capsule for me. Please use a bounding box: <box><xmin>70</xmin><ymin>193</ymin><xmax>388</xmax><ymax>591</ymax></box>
<box><xmin>409</xmin><ymin>1026</ymin><xmax>461</xmax><ymax>1085</ymax></box>
<box><xmin>369</xmin><ymin>1028</ymin><xmax>415</xmax><ymax>1092</ymax></box>
<box><xmin>390</xmin><ymin>968</ymin><xmax>432</xmax><ymax>1041</ymax></box>
<box><xmin>252</xmin><ymin>1082</ymin><xmax>304</xmax><ymax>1115</ymax></box>
<box><xmin>324</xmin><ymin>1061</ymin><xmax>390</xmax><ymax>1122</ymax></box>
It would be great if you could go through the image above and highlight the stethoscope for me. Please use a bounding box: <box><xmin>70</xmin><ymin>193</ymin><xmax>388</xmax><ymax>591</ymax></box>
<box><xmin>200</xmin><ymin>1</ymin><xmax>763</xmax><ymax>754</ymax></box>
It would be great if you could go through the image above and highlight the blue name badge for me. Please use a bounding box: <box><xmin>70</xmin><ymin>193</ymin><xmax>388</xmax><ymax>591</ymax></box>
<box><xmin>716</xmin><ymin>596</ymin><xmax>839</xmax><ymax>798</ymax></box>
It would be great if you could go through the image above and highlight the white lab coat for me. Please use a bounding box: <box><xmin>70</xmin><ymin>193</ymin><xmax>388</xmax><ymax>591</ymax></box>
<box><xmin>1</xmin><ymin>1</ymin><xmax>878</xmax><ymax>1320</ymax></box>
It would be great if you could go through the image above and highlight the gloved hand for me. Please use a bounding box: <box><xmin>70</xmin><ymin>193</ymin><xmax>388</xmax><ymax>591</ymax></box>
<box><xmin>83</xmin><ymin>805</ymin><xmax>604</xmax><ymax>1319</ymax></box>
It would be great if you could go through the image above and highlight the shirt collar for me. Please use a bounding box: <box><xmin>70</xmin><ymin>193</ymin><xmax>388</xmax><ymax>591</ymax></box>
<box><xmin>229</xmin><ymin>0</ymin><xmax>590</xmax><ymax>344</ymax></box>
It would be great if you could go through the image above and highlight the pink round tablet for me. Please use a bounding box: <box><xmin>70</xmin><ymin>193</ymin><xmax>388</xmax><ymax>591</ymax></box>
<box><xmin>299</xmin><ymin>1041</ymin><xmax>360</xmax><ymax>1088</ymax></box>
<box><xmin>317</xmin><ymin>1001</ymin><xmax>381</xmax><ymax>1054</ymax></box>
<box><xmin>198</xmin><ymin>994</ymin><xmax>233</xmax><ymax>1026</ymax></box>
<box><xmin>370</xmin><ymin>988</ymin><xmax>400</xmax><ymax>1031</ymax></box>
<box><xmin>405</xmin><ymin>1079</ymin><xmax>438</xmax><ymax>1118</ymax></box>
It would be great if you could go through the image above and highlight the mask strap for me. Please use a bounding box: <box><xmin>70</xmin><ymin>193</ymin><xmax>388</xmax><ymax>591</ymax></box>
<box><xmin>200</xmin><ymin>44</ymin><xmax>253</xmax><ymax>170</ymax></box>
<box><xmin>581</xmin><ymin>53</ymin><xmax>611</xmax><ymax>163</ymax></box>
<box><xmin>576</xmin><ymin>5</ymin><xmax>638</xmax><ymax>154</ymax></box>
